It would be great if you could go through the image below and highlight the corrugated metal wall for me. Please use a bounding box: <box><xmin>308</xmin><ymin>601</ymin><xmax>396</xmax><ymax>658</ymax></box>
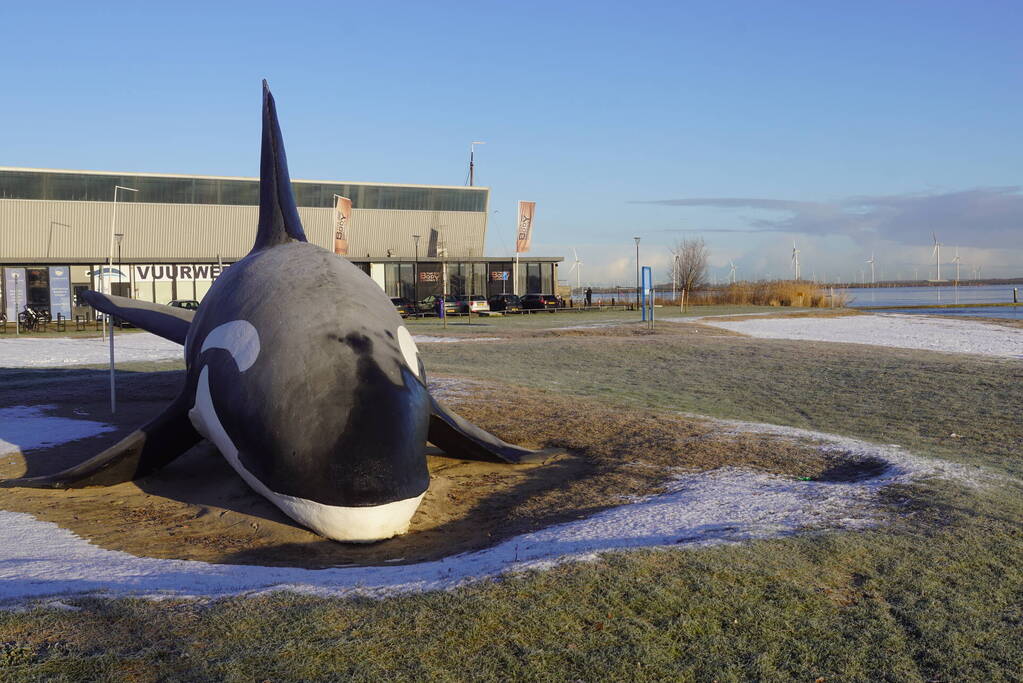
<box><xmin>0</xmin><ymin>199</ymin><xmax>487</xmax><ymax>262</ymax></box>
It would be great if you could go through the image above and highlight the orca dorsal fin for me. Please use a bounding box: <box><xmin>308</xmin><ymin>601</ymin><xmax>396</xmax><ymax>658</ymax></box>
<box><xmin>252</xmin><ymin>80</ymin><xmax>308</xmax><ymax>251</ymax></box>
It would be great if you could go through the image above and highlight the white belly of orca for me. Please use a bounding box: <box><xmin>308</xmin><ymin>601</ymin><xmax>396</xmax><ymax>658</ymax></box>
<box><xmin>188</xmin><ymin>365</ymin><xmax>425</xmax><ymax>543</ymax></box>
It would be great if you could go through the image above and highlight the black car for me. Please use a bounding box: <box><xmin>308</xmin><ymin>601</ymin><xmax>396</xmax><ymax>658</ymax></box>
<box><xmin>417</xmin><ymin>295</ymin><xmax>460</xmax><ymax>316</ymax></box>
<box><xmin>487</xmin><ymin>293</ymin><xmax>522</xmax><ymax>312</ymax></box>
<box><xmin>520</xmin><ymin>294</ymin><xmax>560</xmax><ymax>311</ymax></box>
<box><xmin>169</xmin><ymin>299</ymin><xmax>200</xmax><ymax>310</ymax></box>
<box><xmin>391</xmin><ymin>297</ymin><xmax>416</xmax><ymax>318</ymax></box>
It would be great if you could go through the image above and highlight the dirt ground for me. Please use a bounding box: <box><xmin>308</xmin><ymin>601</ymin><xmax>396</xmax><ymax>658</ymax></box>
<box><xmin>0</xmin><ymin>364</ymin><xmax>861</xmax><ymax>569</ymax></box>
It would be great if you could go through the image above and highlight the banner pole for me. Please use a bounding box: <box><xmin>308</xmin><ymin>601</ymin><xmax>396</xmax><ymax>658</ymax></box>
<box><xmin>514</xmin><ymin>252</ymin><xmax>519</xmax><ymax>295</ymax></box>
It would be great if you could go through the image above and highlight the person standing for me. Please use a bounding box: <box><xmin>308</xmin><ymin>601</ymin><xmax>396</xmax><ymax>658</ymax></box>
<box><xmin>585</xmin><ymin>287</ymin><xmax>593</xmax><ymax>307</ymax></box>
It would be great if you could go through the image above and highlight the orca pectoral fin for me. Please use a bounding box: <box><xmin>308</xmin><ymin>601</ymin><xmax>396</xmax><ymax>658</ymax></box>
<box><xmin>81</xmin><ymin>291</ymin><xmax>194</xmax><ymax>345</ymax></box>
<box><xmin>0</xmin><ymin>396</ymin><xmax>202</xmax><ymax>489</ymax></box>
<box><xmin>427</xmin><ymin>395</ymin><xmax>562</xmax><ymax>464</ymax></box>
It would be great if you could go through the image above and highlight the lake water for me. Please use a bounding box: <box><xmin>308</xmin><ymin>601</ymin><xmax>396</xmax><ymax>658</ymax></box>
<box><xmin>577</xmin><ymin>284</ymin><xmax>1023</xmax><ymax>320</ymax></box>
<box><xmin>842</xmin><ymin>284</ymin><xmax>1023</xmax><ymax>319</ymax></box>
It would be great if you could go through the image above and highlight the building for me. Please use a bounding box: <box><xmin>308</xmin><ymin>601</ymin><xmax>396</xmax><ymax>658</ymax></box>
<box><xmin>0</xmin><ymin>167</ymin><xmax>561</xmax><ymax>320</ymax></box>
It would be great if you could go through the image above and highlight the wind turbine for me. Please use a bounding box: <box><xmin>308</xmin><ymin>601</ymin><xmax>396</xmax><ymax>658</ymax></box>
<box><xmin>866</xmin><ymin>252</ymin><xmax>875</xmax><ymax>286</ymax></box>
<box><xmin>728</xmin><ymin>260</ymin><xmax>737</xmax><ymax>284</ymax></box>
<box><xmin>568</xmin><ymin>248</ymin><xmax>583</xmax><ymax>296</ymax></box>
<box><xmin>952</xmin><ymin>246</ymin><xmax>961</xmax><ymax>284</ymax></box>
<box><xmin>791</xmin><ymin>241</ymin><xmax>801</xmax><ymax>280</ymax></box>
<box><xmin>932</xmin><ymin>233</ymin><xmax>942</xmax><ymax>281</ymax></box>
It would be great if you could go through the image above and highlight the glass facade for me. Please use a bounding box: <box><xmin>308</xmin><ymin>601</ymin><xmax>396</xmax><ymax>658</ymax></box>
<box><xmin>446</xmin><ymin>263</ymin><xmax>487</xmax><ymax>297</ymax></box>
<box><xmin>384</xmin><ymin>262</ymin><xmax>415</xmax><ymax>300</ymax></box>
<box><xmin>0</xmin><ymin>169</ymin><xmax>488</xmax><ymax>212</ymax></box>
<box><xmin>3</xmin><ymin>260</ymin><xmax>558</xmax><ymax>318</ymax></box>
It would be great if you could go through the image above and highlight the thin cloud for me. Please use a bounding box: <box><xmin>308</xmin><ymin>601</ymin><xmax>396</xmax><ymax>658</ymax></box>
<box><xmin>637</xmin><ymin>187</ymin><xmax>1023</xmax><ymax>248</ymax></box>
<box><xmin>648</xmin><ymin>227</ymin><xmax>791</xmax><ymax>234</ymax></box>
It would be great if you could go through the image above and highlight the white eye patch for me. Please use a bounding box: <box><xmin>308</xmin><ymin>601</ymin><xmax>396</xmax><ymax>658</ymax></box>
<box><xmin>200</xmin><ymin>320</ymin><xmax>260</xmax><ymax>372</ymax></box>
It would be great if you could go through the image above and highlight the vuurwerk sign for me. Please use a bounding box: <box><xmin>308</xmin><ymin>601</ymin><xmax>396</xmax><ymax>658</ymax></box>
<box><xmin>133</xmin><ymin>264</ymin><xmax>230</xmax><ymax>282</ymax></box>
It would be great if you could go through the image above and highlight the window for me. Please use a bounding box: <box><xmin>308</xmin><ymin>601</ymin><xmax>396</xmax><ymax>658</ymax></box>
<box><xmin>526</xmin><ymin>263</ymin><xmax>542</xmax><ymax>294</ymax></box>
<box><xmin>385</xmin><ymin>263</ymin><xmax>415</xmax><ymax>300</ymax></box>
<box><xmin>0</xmin><ymin>170</ymin><xmax>488</xmax><ymax>211</ymax></box>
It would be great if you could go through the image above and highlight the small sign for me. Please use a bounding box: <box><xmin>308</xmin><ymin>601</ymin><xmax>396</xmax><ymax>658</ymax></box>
<box><xmin>491</xmin><ymin>271</ymin><xmax>510</xmax><ymax>281</ymax></box>
<box><xmin>49</xmin><ymin>266</ymin><xmax>72</xmax><ymax>320</ymax></box>
<box><xmin>419</xmin><ymin>271</ymin><xmax>441</xmax><ymax>282</ymax></box>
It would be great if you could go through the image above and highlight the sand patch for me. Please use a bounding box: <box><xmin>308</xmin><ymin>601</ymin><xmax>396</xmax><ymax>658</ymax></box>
<box><xmin>0</xmin><ymin>370</ymin><xmax>860</xmax><ymax>569</ymax></box>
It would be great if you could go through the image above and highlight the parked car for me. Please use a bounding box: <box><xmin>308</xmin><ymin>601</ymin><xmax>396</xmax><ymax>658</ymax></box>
<box><xmin>390</xmin><ymin>297</ymin><xmax>416</xmax><ymax>318</ymax></box>
<box><xmin>451</xmin><ymin>294</ymin><xmax>490</xmax><ymax>314</ymax></box>
<box><xmin>520</xmin><ymin>294</ymin><xmax>561</xmax><ymax>311</ymax></box>
<box><xmin>487</xmin><ymin>293</ymin><xmax>522</xmax><ymax>312</ymax></box>
<box><xmin>169</xmin><ymin>299</ymin><xmax>200</xmax><ymax>310</ymax></box>
<box><xmin>417</xmin><ymin>295</ymin><xmax>460</xmax><ymax>316</ymax></box>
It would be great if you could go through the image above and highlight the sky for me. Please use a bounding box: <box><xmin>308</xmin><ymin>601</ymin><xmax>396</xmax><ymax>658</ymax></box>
<box><xmin>2</xmin><ymin>1</ymin><xmax>1020</xmax><ymax>284</ymax></box>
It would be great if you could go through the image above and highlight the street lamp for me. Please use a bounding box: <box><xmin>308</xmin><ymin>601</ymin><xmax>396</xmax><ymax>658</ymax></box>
<box><xmin>47</xmin><ymin>221</ymin><xmax>72</xmax><ymax>258</ymax></box>
<box><xmin>104</xmin><ymin>186</ymin><xmax>136</xmax><ymax>338</ymax></box>
<box><xmin>115</xmin><ymin>233</ymin><xmax>125</xmax><ymax>296</ymax></box>
<box><xmin>11</xmin><ymin>271</ymin><xmax>20</xmax><ymax>336</ymax></box>
<box><xmin>672</xmin><ymin>253</ymin><xmax>679</xmax><ymax>302</ymax></box>
<box><xmin>634</xmin><ymin>236</ymin><xmax>641</xmax><ymax>310</ymax></box>
<box><xmin>412</xmin><ymin>234</ymin><xmax>420</xmax><ymax>308</ymax></box>
<box><xmin>107</xmin><ymin>185</ymin><xmax>137</xmax><ymax>414</ymax></box>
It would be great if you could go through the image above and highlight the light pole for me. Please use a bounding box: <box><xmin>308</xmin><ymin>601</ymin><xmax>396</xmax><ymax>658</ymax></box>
<box><xmin>104</xmin><ymin>186</ymin><xmax>137</xmax><ymax>339</ymax></box>
<box><xmin>634</xmin><ymin>237</ymin><xmax>641</xmax><ymax>309</ymax></box>
<box><xmin>108</xmin><ymin>185</ymin><xmax>137</xmax><ymax>414</ymax></box>
<box><xmin>672</xmin><ymin>253</ymin><xmax>679</xmax><ymax>301</ymax></box>
<box><xmin>12</xmin><ymin>271</ymin><xmax>20</xmax><ymax>335</ymax></box>
<box><xmin>469</xmin><ymin>141</ymin><xmax>485</xmax><ymax>186</ymax></box>
<box><xmin>115</xmin><ymin>233</ymin><xmax>124</xmax><ymax>296</ymax></box>
<box><xmin>412</xmin><ymin>234</ymin><xmax>420</xmax><ymax>308</ymax></box>
<box><xmin>47</xmin><ymin>221</ymin><xmax>72</xmax><ymax>258</ymax></box>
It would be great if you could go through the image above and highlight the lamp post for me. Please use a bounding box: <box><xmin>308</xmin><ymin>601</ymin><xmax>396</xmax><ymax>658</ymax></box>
<box><xmin>47</xmin><ymin>221</ymin><xmax>72</xmax><ymax>259</ymax></box>
<box><xmin>412</xmin><ymin>234</ymin><xmax>420</xmax><ymax>309</ymax></box>
<box><xmin>107</xmin><ymin>185</ymin><xmax>137</xmax><ymax>414</ymax></box>
<box><xmin>469</xmin><ymin>141</ymin><xmax>485</xmax><ymax>186</ymax></box>
<box><xmin>672</xmin><ymin>253</ymin><xmax>679</xmax><ymax>302</ymax></box>
<box><xmin>104</xmin><ymin>186</ymin><xmax>137</xmax><ymax>338</ymax></box>
<box><xmin>12</xmin><ymin>271</ymin><xmax>20</xmax><ymax>335</ymax></box>
<box><xmin>115</xmin><ymin>233</ymin><xmax>124</xmax><ymax>296</ymax></box>
<box><xmin>634</xmin><ymin>236</ymin><xmax>641</xmax><ymax>310</ymax></box>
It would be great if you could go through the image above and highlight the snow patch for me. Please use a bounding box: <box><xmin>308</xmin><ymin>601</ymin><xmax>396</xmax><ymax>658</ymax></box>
<box><xmin>686</xmin><ymin>313</ymin><xmax>1023</xmax><ymax>358</ymax></box>
<box><xmin>685</xmin><ymin>413</ymin><xmax>997</xmax><ymax>489</ymax></box>
<box><xmin>0</xmin><ymin>401</ymin><xmax>994</xmax><ymax>603</ymax></box>
<box><xmin>0</xmin><ymin>333</ymin><xmax>183</xmax><ymax>368</ymax></box>
<box><xmin>412</xmin><ymin>335</ymin><xmax>502</xmax><ymax>344</ymax></box>
<box><xmin>0</xmin><ymin>376</ymin><xmax>997</xmax><ymax>603</ymax></box>
<box><xmin>0</xmin><ymin>405</ymin><xmax>115</xmax><ymax>457</ymax></box>
<box><xmin>0</xmin><ymin>465</ymin><xmax>907</xmax><ymax>603</ymax></box>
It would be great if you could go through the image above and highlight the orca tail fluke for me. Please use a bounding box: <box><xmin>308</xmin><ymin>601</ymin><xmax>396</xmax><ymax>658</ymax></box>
<box><xmin>427</xmin><ymin>395</ymin><xmax>562</xmax><ymax>464</ymax></box>
<box><xmin>251</xmin><ymin>80</ymin><xmax>307</xmax><ymax>252</ymax></box>
<box><xmin>0</xmin><ymin>395</ymin><xmax>202</xmax><ymax>489</ymax></box>
<box><xmin>81</xmin><ymin>291</ymin><xmax>194</xmax><ymax>345</ymax></box>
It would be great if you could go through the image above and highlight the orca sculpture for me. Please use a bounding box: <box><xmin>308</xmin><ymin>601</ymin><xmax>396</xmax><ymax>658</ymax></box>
<box><xmin>2</xmin><ymin>82</ymin><xmax>558</xmax><ymax>542</ymax></box>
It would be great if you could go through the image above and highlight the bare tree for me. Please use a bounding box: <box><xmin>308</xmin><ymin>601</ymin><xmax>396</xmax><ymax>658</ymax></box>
<box><xmin>669</xmin><ymin>237</ymin><xmax>709</xmax><ymax>293</ymax></box>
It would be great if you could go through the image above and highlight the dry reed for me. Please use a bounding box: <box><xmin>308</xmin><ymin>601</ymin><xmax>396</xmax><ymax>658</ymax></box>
<box><xmin>676</xmin><ymin>280</ymin><xmax>847</xmax><ymax>308</ymax></box>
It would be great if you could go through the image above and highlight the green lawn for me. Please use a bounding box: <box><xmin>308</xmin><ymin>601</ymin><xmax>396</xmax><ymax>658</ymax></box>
<box><xmin>1</xmin><ymin>310</ymin><xmax>1021</xmax><ymax>681</ymax></box>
